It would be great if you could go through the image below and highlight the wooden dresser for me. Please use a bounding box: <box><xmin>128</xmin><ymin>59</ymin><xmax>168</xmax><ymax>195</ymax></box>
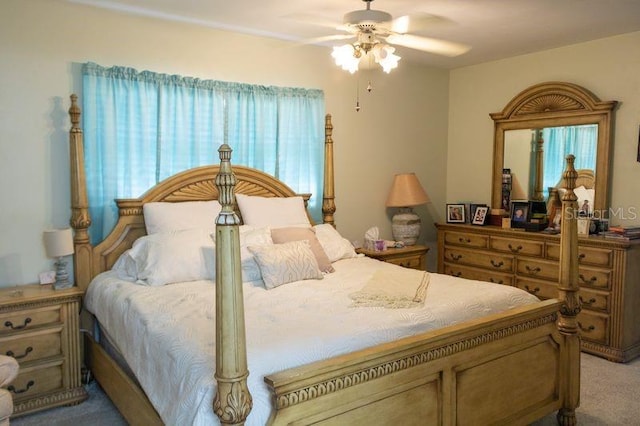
<box><xmin>0</xmin><ymin>285</ymin><xmax>87</xmax><ymax>416</ymax></box>
<box><xmin>436</xmin><ymin>223</ymin><xmax>640</xmax><ymax>362</ymax></box>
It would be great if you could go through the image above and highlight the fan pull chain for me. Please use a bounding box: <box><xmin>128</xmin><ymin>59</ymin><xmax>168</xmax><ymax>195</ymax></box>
<box><xmin>355</xmin><ymin>77</ymin><xmax>361</xmax><ymax>112</ymax></box>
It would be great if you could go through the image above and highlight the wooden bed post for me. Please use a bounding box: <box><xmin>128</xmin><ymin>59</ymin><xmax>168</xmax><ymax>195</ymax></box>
<box><xmin>213</xmin><ymin>144</ymin><xmax>252</xmax><ymax>425</ymax></box>
<box><xmin>557</xmin><ymin>154</ymin><xmax>581</xmax><ymax>426</ymax></box>
<box><xmin>68</xmin><ymin>95</ymin><xmax>93</xmax><ymax>291</ymax></box>
<box><xmin>322</xmin><ymin>114</ymin><xmax>336</xmax><ymax>226</ymax></box>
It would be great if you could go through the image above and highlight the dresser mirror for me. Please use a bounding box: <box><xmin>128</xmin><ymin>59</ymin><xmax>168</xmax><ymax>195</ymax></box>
<box><xmin>490</xmin><ymin>81</ymin><xmax>617</xmax><ymax>215</ymax></box>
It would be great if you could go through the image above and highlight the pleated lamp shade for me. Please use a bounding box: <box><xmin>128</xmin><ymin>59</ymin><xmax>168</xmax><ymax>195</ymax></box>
<box><xmin>386</xmin><ymin>173</ymin><xmax>430</xmax><ymax>246</ymax></box>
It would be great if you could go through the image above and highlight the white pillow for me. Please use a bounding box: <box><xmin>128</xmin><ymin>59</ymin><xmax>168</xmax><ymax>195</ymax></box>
<box><xmin>122</xmin><ymin>229</ymin><xmax>215</xmax><ymax>286</ymax></box>
<box><xmin>313</xmin><ymin>224</ymin><xmax>357</xmax><ymax>262</ymax></box>
<box><xmin>235</xmin><ymin>194</ymin><xmax>310</xmax><ymax>228</ymax></box>
<box><xmin>143</xmin><ymin>201</ymin><xmax>222</xmax><ymax>234</ymax></box>
<box><xmin>209</xmin><ymin>225</ymin><xmax>274</xmax><ymax>283</ymax></box>
<box><xmin>248</xmin><ymin>240</ymin><xmax>323</xmax><ymax>290</ymax></box>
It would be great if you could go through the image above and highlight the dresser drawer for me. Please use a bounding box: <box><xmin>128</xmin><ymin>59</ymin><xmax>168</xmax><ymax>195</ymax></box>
<box><xmin>579</xmin><ymin>288</ymin><xmax>609</xmax><ymax>313</ymax></box>
<box><xmin>577</xmin><ymin>311</ymin><xmax>609</xmax><ymax>345</ymax></box>
<box><xmin>10</xmin><ymin>362</ymin><xmax>64</xmax><ymax>402</ymax></box>
<box><xmin>0</xmin><ymin>328</ymin><xmax>62</xmax><ymax>363</ymax></box>
<box><xmin>443</xmin><ymin>263</ymin><xmax>514</xmax><ymax>286</ymax></box>
<box><xmin>546</xmin><ymin>244</ymin><xmax>613</xmax><ymax>268</ymax></box>
<box><xmin>490</xmin><ymin>237</ymin><xmax>544</xmax><ymax>257</ymax></box>
<box><xmin>443</xmin><ymin>231</ymin><xmax>488</xmax><ymax>249</ymax></box>
<box><xmin>0</xmin><ymin>306</ymin><xmax>61</xmax><ymax>335</ymax></box>
<box><xmin>444</xmin><ymin>247</ymin><xmax>513</xmax><ymax>272</ymax></box>
<box><xmin>516</xmin><ymin>258</ymin><xmax>558</xmax><ymax>281</ymax></box>
<box><xmin>577</xmin><ymin>267</ymin><xmax>611</xmax><ymax>290</ymax></box>
<box><xmin>515</xmin><ymin>277</ymin><xmax>555</xmax><ymax>299</ymax></box>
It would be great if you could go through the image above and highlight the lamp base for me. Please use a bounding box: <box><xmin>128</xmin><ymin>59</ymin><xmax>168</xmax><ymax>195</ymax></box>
<box><xmin>391</xmin><ymin>207</ymin><xmax>421</xmax><ymax>246</ymax></box>
<box><xmin>54</xmin><ymin>258</ymin><xmax>72</xmax><ymax>290</ymax></box>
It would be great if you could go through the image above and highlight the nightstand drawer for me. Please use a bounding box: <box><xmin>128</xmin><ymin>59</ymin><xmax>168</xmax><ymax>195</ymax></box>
<box><xmin>11</xmin><ymin>362</ymin><xmax>64</xmax><ymax>401</ymax></box>
<box><xmin>0</xmin><ymin>305</ymin><xmax>61</xmax><ymax>335</ymax></box>
<box><xmin>0</xmin><ymin>328</ymin><xmax>63</xmax><ymax>362</ymax></box>
<box><xmin>386</xmin><ymin>256</ymin><xmax>422</xmax><ymax>269</ymax></box>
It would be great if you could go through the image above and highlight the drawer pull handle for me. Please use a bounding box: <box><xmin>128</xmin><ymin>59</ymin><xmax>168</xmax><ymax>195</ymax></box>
<box><xmin>508</xmin><ymin>244</ymin><xmax>523</xmax><ymax>253</ymax></box>
<box><xmin>4</xmin><ymin>318</ymin><xmax>32</xmax><ymax>330</ymax></box>
<box><xmin>458</xmin><ymin>237</ymin><xmax>471</xmax><ymax>244</ymax></box>
<box><xmin>450</xmin><ymin>253</ymin><xmax>463</xmax><ymax>261</ymax></box>
<box><xmin>579</xmin><ymin>296</ymin><xmax>597</xmax><ymax>306</ymax></box>
<box><xmin>524</xmin><ymin>285</ymin><xmax>540</xmax><ymax>295</ymax></box>
<box><xmin>578</xmin><ymin>322</ymin><xmax>595</xmax><ymax>333</ymax></box>
<box><xmin>579</xmin><ymin>274</ymin><xmax>598</xmax><ymax>285</ymax></box>
<box><xmin>8</xmin><ymin>380</ymin><xmax>34</xmax><ymax>394</ymax></box>
<box><xmin>489</xmin><ymin>278</ymin><xmax>504</xmax><ymax>284</ymax></box>
<box><xmin>6</xmin><ymin>346</ymin><xmax>33</xmax><ymax>360</ymax></box>
<box><xmin>490</xmin><ymin>260</ymin><xmax>504</xmax><ymax>268</ymax></box>
<box><xmin>525</xmin><ymin>265</ymin><xmax>541</xmax><ymax>274</ymax></box>
<box><xmin>452</xmin><ymin>271</ymin><xmax>462</xmax><ymax>277</ymax></box>
<box><xmin>579</xmin><ymin>253</ymin><xmax>586</xmax><ymax>260</ymax></box>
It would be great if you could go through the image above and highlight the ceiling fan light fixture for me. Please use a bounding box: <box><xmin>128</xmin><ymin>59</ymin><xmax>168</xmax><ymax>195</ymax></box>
<box><xmin>332</xmin><ymin>45</ymin><xmax>360</xmax><ymax>74</ymax></box>
<box><xmin>373</xmin><ymin>44</ymin><xmax>400</xmax><ymax>73</ymax></box>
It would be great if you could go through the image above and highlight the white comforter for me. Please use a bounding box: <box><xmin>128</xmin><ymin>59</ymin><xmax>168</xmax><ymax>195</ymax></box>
<box><xmin>84</xmin><ymin>256</ymin><xmax>540</xmax><ymax>425</ymax></box>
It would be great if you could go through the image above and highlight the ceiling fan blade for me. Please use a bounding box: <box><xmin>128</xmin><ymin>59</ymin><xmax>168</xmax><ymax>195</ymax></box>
<box><xmin>297</xmin><ymin>34</ymin><xmax>356</xmax><ymax>45</ymax></box>
<box><xmin>385</xmin><ymin>34</ymin><xmax>471</xmax><ymax>57</ymax></box>
<box><xmin>390</xmin><ymin>13</ymin><xmax>452</xmax><ymax>34</ymax></box>
<box><xmin>282</xmin><ymin>12</ymin><xmax>343</xmax><ymax>30</ymax></box>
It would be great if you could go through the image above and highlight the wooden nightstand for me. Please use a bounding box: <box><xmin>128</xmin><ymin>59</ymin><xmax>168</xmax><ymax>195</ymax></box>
<box><xmin>356</xmin><ymin>245</ymin><xmax>429</xmax><ymax>270</ymax></box>
<box><xmin>0</xmin><ymin>284</ymin><xmax>87</xmax><ymax>416</ymax></box>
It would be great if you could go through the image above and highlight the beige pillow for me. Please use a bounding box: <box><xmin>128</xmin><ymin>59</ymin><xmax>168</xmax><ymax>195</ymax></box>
<box><xmin>248</xmin><ymin>240</ymin><xmax>323</xmax><ymax>289</ymax></box>
<box><xmin>271</xmin><ymin>227</ymin><xmax>334</xmax><ymax>273</ymax></box>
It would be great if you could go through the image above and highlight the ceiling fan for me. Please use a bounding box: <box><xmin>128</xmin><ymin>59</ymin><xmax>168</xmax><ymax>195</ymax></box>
<box><xmin>298</xmin><ymin>0</ymin><xmax>471</xmax><ymax>73</ymax></box>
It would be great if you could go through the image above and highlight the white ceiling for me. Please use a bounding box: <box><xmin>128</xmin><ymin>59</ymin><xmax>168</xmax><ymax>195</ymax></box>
<box><xmin>69</xmin><ymin>0</ymin><xmax>640</xmax><ymax>69</ymax></box>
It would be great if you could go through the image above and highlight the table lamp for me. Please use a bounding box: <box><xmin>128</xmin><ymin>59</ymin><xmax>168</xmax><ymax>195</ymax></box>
<box><xmin>386</xmin><ymin>173</ymin><xmax>430</xmax><ymax>246</ymax></box>
<box><xmin>43</xmin><ymin>228</ymin><xmax>74</xmax><ymax>290</ymax></box>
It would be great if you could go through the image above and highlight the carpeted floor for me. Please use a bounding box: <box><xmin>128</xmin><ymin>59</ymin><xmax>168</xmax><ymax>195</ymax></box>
<box><xmin>11</xmin><ymin>353</ymin><xmax>640</xmax><ymax>425</ymax></box>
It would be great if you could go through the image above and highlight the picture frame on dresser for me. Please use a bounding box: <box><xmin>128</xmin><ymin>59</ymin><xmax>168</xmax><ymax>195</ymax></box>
<box><xmin>472</xmin><ymin>206</ymin><xmax>489</xmax><ymax>225</ymax></box>
<box><xmin>446</xmin><ymin>204</ymin><xmax>465</xmax><ymax>223</ymax></box>
<box><xmin>510</xmin><ymin>201</ymin><xmax>529</xmax><ymax>227</ymax></box>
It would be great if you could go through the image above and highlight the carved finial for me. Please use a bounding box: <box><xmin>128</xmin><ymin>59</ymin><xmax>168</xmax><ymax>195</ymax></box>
<box><xmin>69</xmin><ymin>94</ymin><xmax>81</xmax><ymax>132</ymax></box>
<box><xmin>325</xmin><ymin>114</ymin><xmax>333</xmax><ymax>142</ymax></box>
<box><xmin>215</xmin><ymin>144</ymin><xmax>240</xmax><ymax>225</ymax></box>
<box><xmin>561</xmin><ymin>155</ymin><xmax>578</xmax><ymax>203</ymax></box>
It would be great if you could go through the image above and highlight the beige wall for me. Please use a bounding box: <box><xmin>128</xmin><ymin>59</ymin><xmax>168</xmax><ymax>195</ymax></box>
<box><xmin>448</xmin><ymin>32</ymin><xmax>640</xmax><ymax>227</ymax></box>
<box><xmin>0</xmin><ymin>0</ymin><xmax>449</xmax><ymax>286</ymax></box>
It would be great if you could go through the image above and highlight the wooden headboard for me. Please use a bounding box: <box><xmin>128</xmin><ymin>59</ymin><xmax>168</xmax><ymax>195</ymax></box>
<box><xmin>67</xmin><ymin>94</ymin><xmax>336</xmax><ymax>292</ymax></box>
<box><xmin>557</xmin><ymin>168</ymin><xmax>595</xmax><ymax>189</ymax></box>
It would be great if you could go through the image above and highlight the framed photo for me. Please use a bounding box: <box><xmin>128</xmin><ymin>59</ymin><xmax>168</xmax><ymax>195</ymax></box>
<box><xmin>469</xmin><ymin>203</ymin><xmax>487</xmax><ymax>223</ymax></box>
<box><xmin>511</xmin><ymin>201</ymin><xmax>529</xmax><ymax>226</ymax></box>
<box><xmin>446</xmin><ymin>204</ymin><xmax>466</xmax><ymax>223</ymax></box>
<box><xmin>472</xmin><ymin>206</ymin><xmax>489</xmax><ymax>225</ymax></box>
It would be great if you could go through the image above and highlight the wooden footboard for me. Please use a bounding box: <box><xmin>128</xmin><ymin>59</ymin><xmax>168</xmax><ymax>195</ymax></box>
<box><xmin>266</xmin><ymin>300</ymin><xmax>564</xmax><ymax>425</ymax></box>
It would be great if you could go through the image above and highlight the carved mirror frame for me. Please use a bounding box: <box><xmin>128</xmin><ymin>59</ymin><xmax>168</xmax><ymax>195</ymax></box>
<box><xmin>490</xmin><ymin>81</ymin><xmax>617</xmax><ymax>214</ymax></box>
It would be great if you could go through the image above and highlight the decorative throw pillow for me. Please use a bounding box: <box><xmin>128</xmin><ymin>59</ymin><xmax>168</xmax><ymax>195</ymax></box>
<box><xmin>248</xmin><ymin>240</ymin><xmax>323</xmax><ymax>289</ymax></box>
<box><xmin>313</xmin><ymin>224</ymin><xmax>358</xmax><ymax>262</ymax></box>
<box><xmin>143</xmin><ymin>201</ymin><xmax>221</xmax><ymax>234</ymax></box>
<box><xmin>271</xmin><ymin>227</ymin><xmax>335</xmax><ymax>273</ymax></box>
<box><xmin>209</xmin><ymin>225</ymin><xmax>274</xmax><ymax>283</ymax></box>
<box><xmin>235</xmin><ymin>194</ymin><xmax>310</xmax><ymax>228</ymax></box>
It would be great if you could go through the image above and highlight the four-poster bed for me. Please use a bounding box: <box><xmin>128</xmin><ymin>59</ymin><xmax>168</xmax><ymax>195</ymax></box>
<box><xmin>67</xmin><ymin>94</ymin><xmax>581</xmax><ymax>425</ymax></box>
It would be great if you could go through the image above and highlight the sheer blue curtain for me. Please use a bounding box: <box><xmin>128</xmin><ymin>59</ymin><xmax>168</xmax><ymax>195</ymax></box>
<box><xmin>82</xmin><ymin>63</ymin><xmax>325</xmax><ymax>243</ymax></box>
<box><xmin>542</xmin><ymin>124</ymin><xmax>597</xmax><ymax>195</ymax></box>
